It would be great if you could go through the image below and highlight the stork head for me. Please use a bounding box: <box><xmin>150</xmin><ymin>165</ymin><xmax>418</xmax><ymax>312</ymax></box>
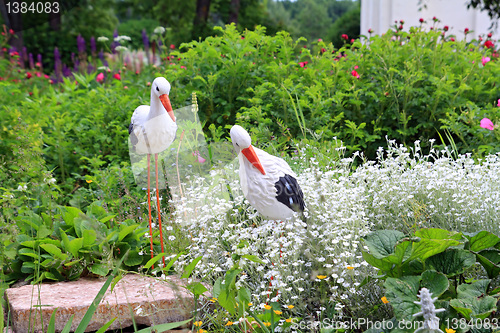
<box><xmin>152</xmin><ymin>77</ymin><xmax>175</xmax><ymax>122</ymax></box>
<box><xmin>230</xmin><ymin>125</ymin><xmax>266</xmax><ymax>175</ymax></box>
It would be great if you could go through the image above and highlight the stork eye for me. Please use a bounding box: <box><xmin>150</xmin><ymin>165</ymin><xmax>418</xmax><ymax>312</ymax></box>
<box><xmin>235</xmin><ymin>143</ymin><xmax>240</xmax><ymax>147</ymax></box>
<box><xmin>156</xmin><ymin>86</ymin><xmax>159</xmax><ymax>92</ymax></box>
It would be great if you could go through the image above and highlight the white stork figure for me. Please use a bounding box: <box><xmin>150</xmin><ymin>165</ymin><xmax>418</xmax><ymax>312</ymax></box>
<box><xmin>230</xmin><ymin>125</ymin><xmax>305</xmax><ymax>220</ymax></box>
<box><xmin>129</xmin><ymin>77</ymin><xmax>177</xmax><ymax>267</ymax></box>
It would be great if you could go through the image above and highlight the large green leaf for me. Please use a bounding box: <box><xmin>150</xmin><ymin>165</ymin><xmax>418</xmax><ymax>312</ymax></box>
<box><xmin>465</xmin><ymin>231</ymin><xmax>500</xmax><ymax>252</ymax></box>
<box><xmin>82</xmin><ymin>229</ymin><xmax>97</xmax><ymax>248</ymax></box>
<box><xmin>450</xmin><ymin>296</ymin><xmax>497</xmax><ymax>320</ymax></box>
<box><xmin>420</xmin><ymin>270</ymin><xmax>449</xmax><ymax>298</ymax></box>
<box><xmin>91</xmin><ymin>264</ymin><xmax>110</xmax><ymax>277</ymax></box>
<box><xmin>62</xmin><ymin>206</ymin><xmax>83</xmax><ymax>227</ymax></box>
<box><xmin>124</xmin><ymin>250</ymin><xmax>142</xmax><ymax>267</ymax></box>
<box><xmin>118</xmin><ymin>224</ymin><xmax>139</xmax><ymax>241</ymax></box>
<box><xmin>384</xmin><ymin>276</ymin><xmax>421</xmax><ymax>321</ymax></box>
<box><xmin>362</xmin><ymin>230</ymin><xmax>406</xmax><ymax>259</ymax></box>
<box><xmin>408</xmin><ymin>239</ymin><xmax>461</xmax><ymax>262</ymax></box>
<box><xmin>456</xmin><ymin>279</ymin><xmax>491</xmax><ymax>299</ymax></box>
<box><xmin>426</xmin><ymin>249</ymin><xmax>476</xmax><ymax>277</ymax></box>
<box><xmin>476</xmin><ymin>250</ymin><xmax>500</xmax><ymax>279</ymax></box>
<box><xmin>361</xmin><ymin>251</ymin><xmax>397</xmax><ymax>272</ymax></box>
<box><xmin>415</xmin><ymin>228</ymin><xmax>462</xmax><ymax>241</ymax></box>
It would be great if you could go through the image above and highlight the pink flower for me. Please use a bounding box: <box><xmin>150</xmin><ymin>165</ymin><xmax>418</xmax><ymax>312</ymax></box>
<box><xmin>497</xmin><ymin>99</ymin><xmax>500</xmax><ymax>107</ymax></box>
<box><xmin>26</xmin><ymin>72</ymin><xmax>32</xmax><ymax>79</ymax></box>
<box><xmin>180</xmin><ymin>65</ymin><xmax>186</xmax><ymax>69</ymax></box>
<box><xmin>96</xmin><ymin>72</ymin><xmax>104</xmax><ymax>83</ymax></box>
<box><xmin>341</xmin><ymin>34</ymin><xmax>348</xmax><ymax>40</ymax></box>
<box><xmin>113</xmin><ymin>73</ymin><xmax>121</xmax><ymax>80</ymax></box>
<box><xmin>299</xmin><ymin>61</ymin><xmax>308</xmax><ymax>68</ymax></box>
<box><xmin>354</xmin><ymin>65</ymin><xmax>359</xmax><ymax>69</ymax></box>
<box><xmin>35</xmin><ymin>72</ymin><xmax>41</xmax><ymax>77</ymax></box>
<box><xmin>480</xmin><ymin>118</ymin><xmax>495</xmax><ymax>130</ymax></box>
<box><xmin>44</xmin><ymin>74</ymin><xmax>50</xmax><ymax>79</ymax></box>
<box><xmin>318</xmin><ymin>38</ymin><xmax>323</xmax><ymax>42</ymax></box>
<box><xmin>482</xmin><ymin>57</ymin><xmax>491</xmax><ymax>66</ymax></box>
<box><xmin>170</xmin><ymin>44</ymin><xmax>175</xmax><ymax>49</ymax></box>
<box><xmin>351</xmin><ymin>70</ymin><xmax>360</xmax><ymax>79</ymax></box>
<box><xmin>193</xmin><ymin>151</ymin><xmax>206</xmax><ymax>163</ymax></box>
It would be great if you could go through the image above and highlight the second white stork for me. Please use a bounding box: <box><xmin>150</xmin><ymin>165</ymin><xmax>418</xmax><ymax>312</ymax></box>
<box><xmin>230</xmin><ymin>125</ymin><xmax>305</xmax><ymax>220</ymax></box>
<box><xmin>129</xmin><ymin>77</ymin><xmax>177</xmax><ymax>267</ymax></box>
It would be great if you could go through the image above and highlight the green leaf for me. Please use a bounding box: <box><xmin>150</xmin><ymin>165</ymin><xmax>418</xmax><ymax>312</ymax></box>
<box><xmin>181</xmin><ymin>256</ymin><xmax>202</xmax><ymax>279</ymax></box>
<box><xmin>415</xmin><ymin>228</ymin><xmax>462</xmax><ymax>241</ymax></box>
<box><xmin>476</xmin><ymin>250</ymin><xmax>500</xmax><ymax>279</ymax></box>
<box><xmin>82</xmin><ymin>229</ymin><xmax>97</xmax><ymax>248</ymax></box>
<box><xmin>450</xmin><ymin>296</ymin><xmax>497</xmax><ymax>320</ymax></box>
<box><xmin>420</xmin><ymin>270</ymin><xmax>449</xmax><ymax>298</ymax></box>
<box><xmin>144</xmin><ymin>252</ymin><xmax>165</xmax><ymax>269</ymax></box>
<box><xmin>241</xmin><ymin>254</ymin><xmax>265</xmax><ymax>264</ymax></box>
<box><xmin>466</xmin><ymin>231</ymin><xmax>500</xmax><ymax>252</ymax></box>
<box><xmin>40</xmin><ymin>243</ymin><xmax>67</xmax><ymax>261</ymax></box>
<box><xmin>118</xmin><ymin>224</ymin><xmax>139</xmax><ymax>241</ymax></box>
<box><xmin>218</xmin><ymin>288</ymin><xmax>237</xmax><ymax>315</ymax></box>
<box><xmin>37</xmin><ymin>225</ymin><xmax>52</xmax><ymax>239</ymax></box>
<box><xmin>91</xmin><ymin>264</ymin><xmax>109</xmax><ymax>276</ymax></box>
<box><xmin>124</xmin><ymin>250</ymin><xmax>142</xmax><ymax>267</ymax></box>
<box><xmin>187</xmin><ymin>282</ymin><xmax>208</xmax><ymax>296</ymax></box>
<box><xmin>95</xmin><ymin>318</ymin><xmax>117</xmax><ymax>333</ymax></box>
<box><xmin>213</xmin><ymin>277</ymin><xmax>222</xmax><ymax>298</ymax></box>
<box><xmin>237</xmin><ymin>287</ymin><xmax>252</xmax><ymax>305</ymax></box>
<box><xmin>426</xmin><ymin>249</ymin><xmax>476</xmax><ymax>277</ymax></box>
<box><xmin>408</xmin><ymin>238</ymin><xmax>460</xmax><ymax>262</ymax></box>
<box><xmin>384</xmin><ymin>276</ymin><xmax>421</xmax><ymax>321</ymax></box>
<box><xmin>456</xmin><ymin>279</ymin><xmax>490</xmax><ymax>299</ymax></box>
<box><xmin>60</xmin><ymin>315</ymin><xmax>74</xmax><ymax>333</ymax></box>
<box><xmin>363</xmin><ymin>230</ymin><xmax>406</xmax><ymax>259</ymax></box>
<box><xmin>62</xmin><ymin>206</ymin><xmax>83</xmax><ymax>226</ymax></box>
<box><xmin>135</xmin><ymin>318</ymin><xmax>192</xmax><ymax>333</ymax></box>
<box><xmin>361</xmin><ymin>251</ymin><xmax>396</xmax><ymax>272</ymax></box>
<box><xmin>47</xmin><ymin>308</ymin><xmax>57</xmax><ymax>333</ymax></box>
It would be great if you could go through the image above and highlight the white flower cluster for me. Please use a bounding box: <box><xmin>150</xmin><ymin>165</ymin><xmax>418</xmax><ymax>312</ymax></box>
<box><xmin>165</xmin><ymin>139</ymin><xmax>500</xmax><ymax>318</ymax></box>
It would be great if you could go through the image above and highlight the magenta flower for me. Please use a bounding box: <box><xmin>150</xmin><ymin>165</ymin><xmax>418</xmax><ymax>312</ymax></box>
<box><xmin>497</xmin><ymin>99</ymin><xmax>500</xmax><ymax>107</ymax></box>
<box><xmin>351</xmin><ymin>70</ymin><xmax>360</xmax><ymax>79</ymax></box>
<box><xmin>480</xmin><ymin>118</ymin><xmax>495</xmax><ymax>130</ymax></box>
<box><xmin>299</xmin><ymin>61</ymin><xmax>308</xmax><ymax>68</ymax></box>
<box><xmin>113</xmin><ymin>73</ymin><xmax>121</xmax><ymax>80</ymax></box>
<box><xmin>193</xmin><ymin>151</ymin><xmax>206</xmax><ymax>163</ymax></box>
<box><xmin>482</xmin><ymin>57</ymin><xmax>491</xmax><ymax>66</ymax></box>
<box><xmin>96</xmin><ymin>72</ymin><xmax>104</xmax><ymax>83</ymax></box>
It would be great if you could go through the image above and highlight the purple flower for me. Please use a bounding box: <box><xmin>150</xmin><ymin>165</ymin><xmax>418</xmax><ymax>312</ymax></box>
<box><xmin>28</xmin><ymin>53</ymin><xmax>34</xmax><ymax>69</ymax></box>
<box><xmin>22</xmin><ymin>46</ymin><xmax>28</xmax><ymax>62</ymax></box>
<box><xmin>90</xmin><ymin>36</ymin><xmax>96</xmax><ymax>54</ymax></box>
<box><xmin>54</xmin><ymin>47</ymin><xmax>62</xmax><ymax>80</ymax></box>
<box><xmin>480</xmin><ymin>118</ymin><xmax>495</xmax><ymax>131</ymax></box>
<box><xmin>37</xmin><ymin>54</ymin><xmax>43</xmax><ymax>69</ymax></box>
<box><xmin>142</xmin><ymin>29</ymin><xmax>149</xmax><ymax>52</ymax></box>
<box><xmin>99</xmin><ymin>50</ymin><xmax>108</xmax><ymax>67</ymax></box>
<box><xmin>77</xmin><ymin>34</ymin><xmax>86</xmax><ymax>54</ymax></box>
<box><xmin>111</xmin><ymin>29</ymin><xmax>118</xmax><ymax>54</ymax></box>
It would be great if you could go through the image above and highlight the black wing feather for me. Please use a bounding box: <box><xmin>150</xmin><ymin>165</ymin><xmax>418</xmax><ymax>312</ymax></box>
<box><xmin>274</xmin><ymin>174</ymin><xmax>305</xmax><ymax>213</ymax></box>
<box><xmin>128</xmin><ymin>122</ymin><xmax>138</xmax><ymax>148</ymax></box>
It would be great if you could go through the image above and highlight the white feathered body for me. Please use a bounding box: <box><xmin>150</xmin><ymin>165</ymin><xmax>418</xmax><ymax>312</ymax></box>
<box><xmin>130</xmin><ymin>105</ymin><xmax>177</xmax><ymax>155</ymax></box>
<box><xmin>238</xmin><ymin>147</ymin><xmax>297</xmax><ymax>220</ymax></box>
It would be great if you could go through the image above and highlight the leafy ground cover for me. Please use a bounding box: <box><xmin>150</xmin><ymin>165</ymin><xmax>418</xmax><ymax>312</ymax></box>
<box><xmin>1</xmin><ymin>21</ymin><xmax>500</xmax><ymax>332</ymax></box>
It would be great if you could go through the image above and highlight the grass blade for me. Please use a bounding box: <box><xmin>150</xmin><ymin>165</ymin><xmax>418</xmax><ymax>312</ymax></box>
<box><xmin>60</xmin><ymin>315</ymin><xmax>74</xmax><ymax>333</ymax></box>
<box><xmin>47</xmin><ymin>308</ymin><xmax>58</xmax><ymax>333</ymax></box>
<box><xmin>135</xmin><ymin>318</ymin><xmax>192</xmax><ymax>333</ymax></box>
<box><xmin>74</xmin><ymin>252</ymin><xmax>126</xmax><ymax>333</ymax></box>
<box><xmin>95</xmin><ymin>317</ymin><xmax>117</xmax><ymax>333</ymax></box>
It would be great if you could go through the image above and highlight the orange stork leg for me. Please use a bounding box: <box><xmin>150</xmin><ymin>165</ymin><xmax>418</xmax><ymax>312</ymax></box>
<box><xmin>147</xmin><ymin>154</ymin><xmax>154</xmax><ymax>269</ymax></box>
<box><xmin>155</xmin><ymin>153</ymin><xmax>166</xmax><ymax>267</ymax></box>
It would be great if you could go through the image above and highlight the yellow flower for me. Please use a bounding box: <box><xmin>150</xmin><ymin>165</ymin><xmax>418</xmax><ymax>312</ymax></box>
<box><xmin>86</xmin><ymin>179</ymin><xmax>93</xmax><ymax>183</ymax></box>
<box><xmin>248</xmin><ymin>302</ymin><xmax>253</xmax><ymax>306</ymax></box>
<box><xmin>225</xmin><ymin>321</ymin><xmax>233</xmax><ymax>326</ymax></box>
<box><xmin>194</xmin><ymin>321</ymin><xmax>202</xmax><ymax>327</ymax></box>
<box><xmin>287</xmin><ymin>304</ymin><xmax>294</xmax><ymax>309</ymax></box>
<box><xmin>210</xmin><ymin>297</ymin><xmax>217</xmax><ymax>303</ymax></box>
<box><xmin>199</xmin><ymin>330</ymin><xmax>207</xmax><ymax>333</ymax></box>
<box><xmin>286</xmin><ymin>318</ymin><xmax>292</xmax><ymax>323</ymax></box>
<box><xmin>317</xmin><ymin>275</ymin><xmax>327</xmax><ymax>280</ymax></box>
<box><xmin>347</xmin><ymin>266</ymin><xmax>354</xmax><ymax>270</ymax></box>
<box><xmin>264</xmin><ymin>304</ymin><xmax>272</xmax><ymax>310</ymax></box>
<box><xmin>263</xmin><ymin>322</ymin><xmax>271</xmax><ymax>327</ymax></box>
<box><xmin>274</xmin><ymin>310</ymin><xmax>282</xmax><ymax>315</ymax></box>
<box><xmin>445</xmin><ymin>329</ymin><xmax>456</xmax><ymax>333</ymax></box>
<box><xmin>381</xmin><ymin>296</ymin><xmax>389</xmax><ymax>304</ymax></box>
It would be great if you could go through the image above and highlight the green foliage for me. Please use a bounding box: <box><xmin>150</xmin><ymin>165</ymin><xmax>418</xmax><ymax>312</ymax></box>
<box><xmin>2</xmin><ymin>202</ymin><xmax>162</xmax><ymax>283</ymax></box>
<box><xmin>362</xmin><ymin>228</ymin><xmax>500</xmax><ymax>328</ymax></box>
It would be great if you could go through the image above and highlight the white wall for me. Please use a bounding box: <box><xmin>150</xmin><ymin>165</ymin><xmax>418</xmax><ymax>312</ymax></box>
<box><xmin>361</xmin><ymin>0</ymin><xmax>498</xmax><ymax>40</ymax></box>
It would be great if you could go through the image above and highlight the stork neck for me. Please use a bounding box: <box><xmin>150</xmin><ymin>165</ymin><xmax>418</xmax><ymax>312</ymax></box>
<box><xmin>148</xmin><ymin>91</ymin><xmax>164</xmax><ymax>119</ymax></box>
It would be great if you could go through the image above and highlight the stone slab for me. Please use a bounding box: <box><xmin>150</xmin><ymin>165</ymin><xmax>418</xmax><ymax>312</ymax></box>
<box><xmin>5</xmin><ymin>274</ymin><xmax>204</xmax><ymax>333</ymax></box>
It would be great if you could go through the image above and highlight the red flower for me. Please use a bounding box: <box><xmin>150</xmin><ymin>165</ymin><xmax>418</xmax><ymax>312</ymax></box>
<box><xmin>443</xmin><ymin>26</ymin><xmax>449</xmax><ymax>32</ymax></box>
<box><xmin>299</xmin><ymin>61</ymin><xmax>308</xmax><ymax>68</ymax></box>
<box><xmin>487</xmin><ymin>32</ymin><xmax>492</xmax><ymax>38</ymax></box>
<box><xmin>485</xmin><ymin>40</ymin><xmax>494</xmax><ymax>49</ymax></box>
<box><xmin>351</xmin><ymin>70</ymin><xmax>360</xmax><ymax>79</ymax></box>
<box><xmin>450</xmin><ymin>37</ymin><xmax>455</xmax><ymax>42</ymax></box>
<box><xmin>170</xmin><ymin>44</ymin><xmax>175</xmax><ymax>49</ymax></box>
<box><xmin>341</xmin><ymin>34</ymin><xmax>348</xmax><ymax>40</ymax></box>
<box><xmin>419</xmin><ymin>18</ymin><xmax>424</xmax><ymax>23</ymax></box>
<box><xmin>96</xmin><ymin>72</ymin><xmax>104</xmax><ymax>83</ymax></box>
<box><xmin>399</xmin><ymin>25</ymin><xmax>403</xmax><ymax>30</ymax></box>
<box><xmin>26</xmin><ymin>72</ymin><xmax>32</xmax><ymax>79</ymax></box>
<box><xmin>464</xmin><ymin>28</ymin><xmax>469</xmax><ymax>34</ymax></box>
<box><xmin>368</xmin><ymin>28</ymin><xmax>373</xmax><ymax>34</ymax></box>
<box><xmin>9</xmin><ymin>29</ymin><xmax>14</xmax><ymax>34</ymax></box>
<box><xmin>433</xmin><ymin>16</ymin><xmax>437</xmax><ymax>21</ymax></box>
<box><xmin>29</xmin><ymin>92</ymin><xmax>33</xmax><ymax>96</ymax></box>
<box><xmin>321</xmin><ymin>48</ymin><xmax>326</xmax><ymax>53</ymax></box>
<box><xmin>399</xmin><ymin>20</ymin><xmax>404</xmax><ymax>24</ymax></box>
<box><xmin>10</xmin><ymin>51</ymin><xmax>19</xmax><ymax>57</ymax></box>
<box><xmin>113</xmin><ymin>73</ymin><xmax>121</xmax><ymax>80</ymax></box>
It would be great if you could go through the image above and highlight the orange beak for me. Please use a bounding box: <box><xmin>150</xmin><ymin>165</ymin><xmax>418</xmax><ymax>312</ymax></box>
<box><xmin>159</xmin><ymin>94</ymin><xmax>175</xmax><ymax>122</ymax></box>
<box><xmin>241</xmin><ymin>145</ymin><xmax>266</xmax><ymax>175</ymax></box>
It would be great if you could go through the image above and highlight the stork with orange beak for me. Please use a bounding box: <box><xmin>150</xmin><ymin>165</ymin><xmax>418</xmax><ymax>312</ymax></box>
<box><xmin>230</xmin><ymin>125</ymin><xmax>305</xmax><ymax>220</ymax></box>
<box><xmin>129</xmin><ymin>77</ymin><xmax>177</xmax><ymax>267</ymax></box>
